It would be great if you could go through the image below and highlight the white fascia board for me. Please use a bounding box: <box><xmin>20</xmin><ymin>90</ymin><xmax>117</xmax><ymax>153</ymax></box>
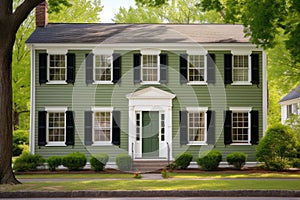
<box><xmin>30</xmin><ymin>43</ymin><xmax>259</xmax><ymax>51</ymax></box>
<box><xmin>279</xmin><ymin>98</ymin><xmax>300</xmax><ymax>106</ymax></box>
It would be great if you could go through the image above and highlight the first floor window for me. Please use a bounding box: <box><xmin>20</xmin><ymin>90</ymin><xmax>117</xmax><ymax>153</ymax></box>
<box><xmin>233</xmin><ymin>55</ymin><xmax>249</xmax><ymax>82</ymax></box>
<box><xmin>287</xmin><ymin>103</ymin><xmax>298</xmax><ymax>118</ymax></box>
<box><xmin>232</xmin><ymin>111</ymin><xmax>249</xmax><ymax>143</ymax></box>
<box><xmin>95</xmin><ymin>55</ymin><xmax>112</xmax><ymax>81</ymax></box>
<box><xmin>188</xmin><ymin>111</ymin><xmax>206</xmax><ymax>143</ymax></box>
<box><xmin>189</xmin><ymin>55</ymin><xmax>205</xmax><ymax>82</ymax></box>
<box><xmin>142</xmin><ymin>54</ymin><xmax>158</xmax><ymax>82</ymax></box>
<box><xmin>48</xmin><ymin>112</ymin><xmax>65</xmax><ymax>142</ymax></box>
<box><xmin>49</xmin><ymin>54</ymin><xmax>66</xmax><ymax>81</ymax></box>
<box><xmin>94</xmin><ymin>111</ymin><xmax>111</xmax><ymax>142</ymax></box>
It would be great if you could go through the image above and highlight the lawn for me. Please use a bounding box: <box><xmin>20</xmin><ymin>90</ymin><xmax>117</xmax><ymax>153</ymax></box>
<box><xmin>1</xmin><ymin>179</ymin><xmax>300</xmax><ymax>192</ymax></box>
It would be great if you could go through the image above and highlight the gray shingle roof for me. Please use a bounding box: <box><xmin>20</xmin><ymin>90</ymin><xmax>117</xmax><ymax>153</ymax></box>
<box><xmin>280</xmin><ymin>85</ymin><xmax>300</xmax><ymax>103</ymax></box>
<box><xmin>26</xmin><ymin>23</ymin><xmax>250</xmax><ymax>44</ymax></box>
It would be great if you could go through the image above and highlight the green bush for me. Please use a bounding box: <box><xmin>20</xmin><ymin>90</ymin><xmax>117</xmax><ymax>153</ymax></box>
<box><xmin>13</xmin><ymin>152</ymin><xmax>45</xmax><ymax>172</ymax></box>
<box><xmin>116</xmin><ymin>154</ymin><xmax>132</xmax><ymax>171</ymax></box>
<box><xmin>174</xmin><ymin>152</ymin><xmax>193</xmax><ymax>169</ymax></box>
<box><xmin>62</xmin><ymin>152</ymin><xmax>87</xmax><ymax>171</ymax></box>
<box><xmin>90</xmin><ymin>154</ymin><xmax>109</xmax><ymax>171</ymax></box>
<box><xmin>47</xmin><ymin>156</ymin><xmax>62</xmax><ymax>171</ymax></box>
<box><xmin>226</xmin><ymin>152</ymin><xmax>247</xmax><ymax>170</ymax></box>
<box><xmin>256</xmin><ymin>124</ymin><xmax>299</xmax><ymax>171</ymax></box>
<box><xmin>12</xmin><ymin>130</ymin><xmax>29</xmax><ymax>156</ymax></box>
<box><xmin>292</xmin><ymin>158</ymin><xmax>300</xmax><ymax>168</ymax></box>
<box><xmin>196</xmin><ymin>150</ymin><xmax>222</xmax><ymax>171</ymax></box>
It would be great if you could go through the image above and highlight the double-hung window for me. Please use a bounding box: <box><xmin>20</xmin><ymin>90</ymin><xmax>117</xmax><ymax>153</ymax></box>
<box><xmin>188</xmin><ymin>55</ymin><xmax>206</xmax><ymax>82</ymax></box>
<box><xmin>188</xmin><ymin>111</ymin><xmax>206</xmax><ymax>144</ymax></box>
<box><xmin>142</xmin><ymin>54</ymin><xmax>159</xmax><ymax>82</ymax></box>
<box><xmin>232</xmin><ymin>111</ymin><xmax>249</xmax><ymax>143</ymax></box>
<box><xmin>94</xmin><ymin>55</ymin><xmax>112</xmax><ymax>82</ymax></box>
<box><xmin>92</xmin><ymin>107</ymin><xmax>113</xmax><ymax>145</ymax></box>
<box><xmin>46</xmin><ymin>107</ymin><xmax>68</xmax><ymax>146</ymax></box>
<box><xmin>233</xmin><ymin>55</ymin><xmax>250</xmax><ymax>82</ymax></box>
<box><xmin>49</xmin><ymin>55</ymin><xmax>66</xmax><ymax>81</ymax></box>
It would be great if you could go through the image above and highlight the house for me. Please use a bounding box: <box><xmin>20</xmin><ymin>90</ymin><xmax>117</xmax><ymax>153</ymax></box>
<box><xmin>280</xmin><ymin>85</ymin><xmax>300</xmax><ymax>124</ymax></box>
<box><xmin>26</xmin><ymin>1</ymin><xmax>267</xmax><ymax>169</ymax></box>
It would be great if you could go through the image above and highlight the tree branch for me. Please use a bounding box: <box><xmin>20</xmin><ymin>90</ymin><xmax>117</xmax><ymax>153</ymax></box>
<box><xmin>11</xmin><ymin>0</ymin><xmax>45</xmax><ymax>33</ymax></box>
<box><xmin>0</xmin><ymin>0</ymin><xmax>13</xmax><ymax>18</ymax></box>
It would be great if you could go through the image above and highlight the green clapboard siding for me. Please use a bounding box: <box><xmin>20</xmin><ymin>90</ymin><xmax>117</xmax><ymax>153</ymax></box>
<box><xmin>34</xmin><ymin>49</ymin><xmax>263</xmax><ymax>162</ymax></box>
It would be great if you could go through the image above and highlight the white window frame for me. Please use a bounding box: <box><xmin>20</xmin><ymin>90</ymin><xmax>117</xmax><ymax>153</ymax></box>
<box><xmin>45</xmin><ymin>106</ymin><xmax>68</xmax><ymax>146</ymax></box>
<box><xmin>141</xmin><ymin>54</ymin><xmax>160</xmax><ymax>84</ymax></box>
<box><xmin>187</xmin><ymin>54</ymin><xmax>207</xmax><ymax>85</ymax></box>
<box><xmin>231</xmin><ymin>50</ymin><xmax>252</xmax><ymax>85</ymax></box>
<box><xmin>47</xmin><ymin>54</ymin><xmax>67</xmax><ymax>84</ymax></box>
<box><xmin>93</xmin><ymin>54</ymin><xmax>113</xmax><ymax>84</ymax></box>
<box><xmin>91</xmin><ymin>107</ymin><xmax>113</xmax><ymax>145</ymax></box>
<box><xmin>186</xmin><ymin>107</ymin><xmax>208</xmax><ymax>145</ymax></box>
<box><xmin>287</xmin><ymin>103</ymin><xmax>299</xmax><ymax>119</ymax></box>
<box><xmin>230</xmin><ymin>107</ymin><xmax>252</xmax><ymax>145</ymax></box>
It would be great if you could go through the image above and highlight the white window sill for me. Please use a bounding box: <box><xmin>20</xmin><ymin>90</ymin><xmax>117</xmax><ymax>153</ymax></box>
<box><xmin>93</xmin><ymin>81</ymin><xmax>113</xmax><ymax>85</ymax></box>
<box><xmin>140</xmin><ymin>81</ymin><xmax>160</xmax><ymax>85</ymax></box>
<box><xmin>45</xmin><ymin>143</ymin><xmax>67</xmax><ymax>147</ymax></box>
<box><xmin>46</xmin><ymin>81</ymin><xmax>68</xmax><ymax>85</ymax></box>
<box><xmin>92</xmin><ymin>143</ymin><xmax>113</xmax><ymax>146</ymax></box>
<box><xmin>187</xmin><ymin>143</ymin><xmax>208</xmax><ymax>146</ymax></box>
<box><xmin>187</xmin><ymin>82</ymin><xmax>208</xmax><ymax>85</ymax></box>
<box><xmin>230</xmin><ymin>143</ymin><xmax>251</xmax><ymax>146</ymax></box>
<box><xmin>231</xmin><ymin>82</ymin><xmax>252</xmax><ymax>86</ymax></box>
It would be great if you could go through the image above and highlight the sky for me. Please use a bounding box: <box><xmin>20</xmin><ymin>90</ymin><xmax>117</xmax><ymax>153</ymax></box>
<box><xmin>100</xmin><ymin>0</ymin><xmax>136</xmax><ymax>23</ymax></box>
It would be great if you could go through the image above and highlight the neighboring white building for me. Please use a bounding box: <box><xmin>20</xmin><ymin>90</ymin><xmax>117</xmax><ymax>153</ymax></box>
<box><xmin>280</xmin><ymin>85</ymin><xmax>300</xmax><ymax>124</ymax></box>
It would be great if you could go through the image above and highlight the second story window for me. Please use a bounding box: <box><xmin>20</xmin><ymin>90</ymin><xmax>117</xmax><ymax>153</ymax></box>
<box><xmin>49</xmin><ymin>55</ymin><xmax>66</xmax><ymax>81</ymax></box>
<box><xmin>142</xmin><ymin>55</ymin><xmax>158</xmax><ymax>82</ymax></box>
<box><xmin>95</xmin><ymin>55</ymin><xmax>112</xmax><ymax>82</ymax></box>
<box><xmin>188</xmin><ymin>55</ymin><xmax>206</xmax><ymax>82</ymax></box>
<box><xmin>233</xmin><ymin>55</ymin><xmax>249</xmax><ymax>82</ymax></box>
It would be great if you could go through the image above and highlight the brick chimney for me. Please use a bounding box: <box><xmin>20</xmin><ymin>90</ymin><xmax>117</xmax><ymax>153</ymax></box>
<box><xmin>36</xmin><ymin>1</ymin><xmax>48</xmax><ymax>27</ymax></box>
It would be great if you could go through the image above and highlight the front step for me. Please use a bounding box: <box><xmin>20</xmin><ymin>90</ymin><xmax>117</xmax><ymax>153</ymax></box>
<box><xmin>133</xmin><ymin>160</ymin><xmax>170</xmax><ymax>172</ymax></box>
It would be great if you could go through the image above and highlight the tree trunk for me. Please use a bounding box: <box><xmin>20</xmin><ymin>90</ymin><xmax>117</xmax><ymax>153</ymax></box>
<box><xmin>0</xmin><ymin>25</ymin><xmax>20</xmax><ymax>184</ymax></box>
<box><xmin>13</xmin><ymin>111</ymin><xmax>20</xmax><ymax>131</ymax></box>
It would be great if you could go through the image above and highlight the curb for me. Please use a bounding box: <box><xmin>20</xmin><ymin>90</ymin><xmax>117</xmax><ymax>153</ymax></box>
<box><xmin>1</xmin><ymin>190</ymin><xmax>300</xmax><ymax>198</ymax></box>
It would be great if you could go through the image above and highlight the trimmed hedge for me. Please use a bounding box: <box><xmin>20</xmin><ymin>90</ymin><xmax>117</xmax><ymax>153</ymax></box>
<box><xmin>13</xmin><ymin>152</ymin><xmax>45</xmax><ymax>172</ymax></box>
<box><xmin>226</xmin><ymin>152</ymin><xmax>247</xmax><ymax>170</ymax></box>
<box><xmin>90</xmin><ymin>154</ymin><xmax>109</xmax><ymax>171</ymax></box>
<box><xmin>196</xmin><ymin>150</ymin><xmax>222</xmax><ymax>171</ymax></box>
<box><xmin>174</xmin><ymin>152</ymin><xmax>193</xmax><ymax>169</ymax></box>
<box><xmin>47</xmin><ymin>156</ymin><xmax>62</xmax><ymax>171</ymax></box>
<box><xmin>116</xmin><ymin>154</ymin><xmax>132</xmax><ymax>171</ymax></box>
<box><xmin>62</xmin><ymin>152</ymin><xmax>87</xmax><ymax>171</ymax></box>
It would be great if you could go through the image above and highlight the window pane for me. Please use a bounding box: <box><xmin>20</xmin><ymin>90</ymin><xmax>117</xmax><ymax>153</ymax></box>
<box><xmin>188</xmin><ymin>112</ymin><xmax>205</xmax><ymax>142</ymax></box>
<box><xmin>49</xmin><ymin>55</ymin><xmax>66</xmax><ymax>81</ymax></box>
<box><xmin>233</xmin><ymin>55</ymin><xmax>249</xmax><ymax>82</ymax></box>
<box><xmin>48</xmin><ymin>112</ymin><xmax>65</xmax><ymax>142</ymax></box>
<box><xmin>142</xmin><ymin>55</ymin><xmax>158</xmax><ymax>81</ymax></box>
<box><xmin>94</xmin><ymin>112</ymin><xmax>111</xmax><ymax>142</ymax></box>
<box><xmin>95</xmin><ymin>55</ymin><xmax>112</xmax><ymax>81</ymax></box>
<box><xmin>188</xmin><ymin>55</ymin><xmax>205</xmax><ymax>82</ymax></box>
<box><xmin>232</xmin><ymin>111</ymin><xmax>249</xmax><ymax>143</ymax></box>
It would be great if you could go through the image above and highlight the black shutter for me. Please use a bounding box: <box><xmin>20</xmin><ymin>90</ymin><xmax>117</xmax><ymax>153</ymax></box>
<box><xmin>224</xmin><ymin>110</ymin><xmax>232</xmax><ymax>145</ymax></box>
<box><xmin>39</xmin><ymin>53</ymin><xmax>48</xmax><ymax>84</ymax></box>
<box><xmin>38</xmin><ymin>111</ymin><xmax>47</xmax><ymax>146</ymax></box>
<box><xmin>112</xmin><ymin>53</ymin><xmax>121</xmax><ymax>83</ymax></box>
<box><xmin>112</xmin><ymin>111</ymin><xmax>121</xmax><ymax>146</ymax></box>
<box><xmin>251</xmin><ymin>54</ymin><xmax>259</xmax><ymax>85</ymax></box>
<box><xmin>159</xmin><ymin>53</ymin><xmax>168</xmax><ymax>84</ymax></box>
<box><xmin>84</xmin><ymin>111</ymin><xmax>93</xmax><ymax>145</ymax></box>
<box><xmin>180</xmin><ymin>54</ymin><xmax>188</xmax><ymax>84</ymax></box>
<box><xmin>66</xmin><ymin>111</ymin><xmax>75</xmax><ymax>145</ymax></box>
<box><xmin>66</xmin><ymin>53</ymin><xmax>75</xmax><ymax>84</ymax></box>
<box><xmin>85</xmin><ymin>53</ymin><xmax>94</xmax><ymax>84</ymax></box>
<box><xmin>180</xmin><ymin>111</ymin><xmax>188</xmax><ymax>145</ymax></box>
<box><xmin>133</xmin><ymin>53</ymin><xmax>141</xmax><ymax>83</ymax></box>
<box><xmin>224</xmin><ymin>54</ymin><xmax>233</xmax><ymax>84</ymax></box>
<box><xmin>250</xmin><ymin>110</ymin><xmax>259</xmax><ymax>145</ymax></box>
<box><xmin>207</xmin><ymin>54</ymin><xmax>216</xmax><ymax>84</ymax></box>
<box><xmin>207</xmin><ymin>110</ymin><xmax>215</xmax><ymax>145</ymax></box>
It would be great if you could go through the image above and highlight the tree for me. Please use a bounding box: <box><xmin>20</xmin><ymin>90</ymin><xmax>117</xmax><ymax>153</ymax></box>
<box><xmin>0</xmin><ymin>0</ymin><xmax>71</xmax><ymax>184</ymax></box>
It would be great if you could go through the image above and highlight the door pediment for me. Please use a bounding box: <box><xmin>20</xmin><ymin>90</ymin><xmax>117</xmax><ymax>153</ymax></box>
<box><xmin>126</xmin><ymin>87</ymin><xmax>176</xmax><ymax>100</ymax></box>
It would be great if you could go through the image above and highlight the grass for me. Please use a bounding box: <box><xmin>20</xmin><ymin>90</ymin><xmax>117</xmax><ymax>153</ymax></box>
<box><xmin>1</xmin><ymin>179</ymin><xmax>300</xmax><ymax>192</ymax></box>
<box><xmin>15</xmin><ymin>172</ymin><xmax>300</xmax><ymax>179</ymax></box>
